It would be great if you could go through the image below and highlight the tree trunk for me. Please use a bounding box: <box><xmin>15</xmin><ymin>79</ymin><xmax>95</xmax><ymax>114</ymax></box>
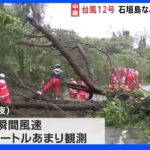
<box><xmin>77</xmin><ymin>43</ymin><xmax>95</xmax><ymax>83</ymax></box>
<box><xmin>10</xmin><ymin>102</ymin><xmax>101</xmax><ymax>111</ymax></box>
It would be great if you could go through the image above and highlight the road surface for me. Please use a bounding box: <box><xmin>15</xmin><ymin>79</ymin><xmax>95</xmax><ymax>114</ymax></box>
<box><xmin>142</xmin><ymin>85</ymin><xmax>150</xmax><ymax>92</ymax></box>
<box><xmin>105</xmin><ymin>127</ymin><xmax>145</xmax><ymax>144</ymax></box>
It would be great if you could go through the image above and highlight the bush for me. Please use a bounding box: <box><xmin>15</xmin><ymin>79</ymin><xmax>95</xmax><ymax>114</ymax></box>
<box><xmin>93</xmin><ymin>98</ymin><xmax>134</xmax><ymax>127</ymax></box>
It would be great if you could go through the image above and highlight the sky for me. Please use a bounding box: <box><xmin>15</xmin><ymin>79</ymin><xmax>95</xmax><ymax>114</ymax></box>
<box><xmin>44</xmin><ymin>3</ymin><xmax>150</xmax><ymax>40</ymax></box>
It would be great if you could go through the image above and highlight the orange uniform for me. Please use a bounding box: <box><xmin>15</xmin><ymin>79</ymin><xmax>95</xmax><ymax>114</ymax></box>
<box><xmin>69</xmin><ymin>79</ymin><xmax>78</xmax><ymax>99</ymax></box>
<box><xmin>109</xmin><ymin>72</ymin><xmax>119</xmax><ymax>91</ymax></box>
<box><xmin>39</xmin><ymin>64</ymin><xmax>63</xmax><ymax>100</ymax></box>
<box><xmin>79</xmin><ymin>81</ymin><xmax>87</xmax><ymax>100</ymax></box>
<box><xmin>0</xmin><ymin>74</ymin><xmax>12</xmax><ymax>105</ymax></box>
<box><xmin>125</xmin><ymin>70</ymin><xmax>135</xmax><ymax>90</ymax></box>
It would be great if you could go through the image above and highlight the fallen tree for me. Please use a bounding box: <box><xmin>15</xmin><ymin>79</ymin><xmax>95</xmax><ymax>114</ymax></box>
<box><xmin>1</xmin><ymin>92</ymin><xmax>150</xmax><ymax>113</ymax></box>
<box><xmin>0</xmin><ymin>100</ymin><xmax>102</xmax><ymax>111</ymax></box>
<box><xmin>26</xmin><ymin>16</ymin><xmax>105</xmax><ymax>98</ymax></box>
<box><xmin>13</xmin><ymin>102</ymin><xmax>101</xmax><ymax>111</ymax></box>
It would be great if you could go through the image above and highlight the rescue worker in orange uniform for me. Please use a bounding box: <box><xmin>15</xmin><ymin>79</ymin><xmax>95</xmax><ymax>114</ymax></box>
<box><xmin>118</xmin><ymin>67</ymin><xmax>126</xmax><ymax>89</ymax></box>
<box><xmin>109</xmin><ymin>71</ymin><xmax>119</xmax><ymax>91</ymax></box>
<box><xmin>118</xmin><ymin>67</ymin><xmax>125</xmax><ymax>83</ymax></box>
<box><xmin>69</xmin><ymin>78</ymin><xmax>78</xmax><ymax>99</ymax></box>
<box><xmin>79</xmin><ymin>81</ymin><xmax>87</xmax><ymax>101</ymax></box>
<box><xmin>118</xmin><ymin>67</ymin><xmax>125</xmax><ymax>78</ymax></box>
<box><xmin>37</xmin><ymin>64</ymin><xmax>63</xmax><ymax>100</ymax></box>
<box><xmin>125</xmin><ymin>68</ymin><xmax>135</xmax><ymax>90</ymax></box>
<box><xmin>0</xmin><ymin>74</ymin><xmax>12</xmax><ymax>105</ymax></box>
<box><xmin>133</xmin><ymin>69</ymin><xmax>141</xmax><ymax>89</ymax></box>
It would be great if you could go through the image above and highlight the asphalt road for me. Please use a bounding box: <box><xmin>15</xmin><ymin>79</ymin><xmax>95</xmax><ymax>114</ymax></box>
<box><xmin>105</xmin><ymin>127</ymin><xmax>145</xmax><ymax>144</ymax></box>
<box><xmin>142</xmin><ymin>85</ymin><xmax>150</xmax><ymax>92</ymax></box>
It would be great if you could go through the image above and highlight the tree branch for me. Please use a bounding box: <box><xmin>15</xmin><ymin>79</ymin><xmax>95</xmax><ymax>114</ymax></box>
<box><xmin>17</xmin><ymin>41</ymin><xmax>53</xmax><ymax>48</ymax></box>
<box><xmin>77</xmin><ymin>43</ymin><xmax>95</xmax><ymax>83</ymax></box>
<box><xmin>22</xmin><ymin>34</ymin><xmax>45</xmax><ymax>38</ymax></box>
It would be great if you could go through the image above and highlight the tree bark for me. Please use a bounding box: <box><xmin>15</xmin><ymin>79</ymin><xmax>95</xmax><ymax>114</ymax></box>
<box><xmin>29</xmin><ymin>4</ymin><xmax>42</xmax><ymax>24</ymax></box>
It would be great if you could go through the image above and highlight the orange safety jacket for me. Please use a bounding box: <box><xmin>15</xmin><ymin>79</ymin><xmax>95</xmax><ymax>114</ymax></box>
<box><xmin>0</xmin><ymin>79</ymin><xmax>10</xmax><ymax>99</ymax></box>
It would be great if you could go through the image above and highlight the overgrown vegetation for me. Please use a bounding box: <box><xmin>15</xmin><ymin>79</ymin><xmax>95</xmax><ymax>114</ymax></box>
<box><xmin>93</xmin><ymin>98</ymin><xmax>134</xmax><ymax>127</ymax></box>
<box><xmin>99</xmin><ymin>99</ymin><xmax>148</xmax><ymax>126</ymax></box>
<box><xmin>92</xmin><ymin>90</ymin><xmax>150</xmax><ymax>142</ymax></box>
<box><xmin>1</xmin><ymin>4</ymin><xmax>150</xmax><ymax>90</ymax></box>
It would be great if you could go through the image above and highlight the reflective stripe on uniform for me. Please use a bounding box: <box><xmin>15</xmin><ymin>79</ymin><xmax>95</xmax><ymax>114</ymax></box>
<box><xmin>0</xmin><ymin>93</ymin><xmax>9</xmax><ymax>98</ymax></box>
<box><xmin>0</xmin><ymin>86</ymin><xmax>6</xmax><ymax>90</ymax></box>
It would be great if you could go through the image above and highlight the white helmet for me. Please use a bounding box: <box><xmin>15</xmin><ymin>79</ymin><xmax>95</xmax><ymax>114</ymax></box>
<box><xmin>0</xmin><ymin>74</ymin><xmax>5</xmax><ymax>78</ymax></box>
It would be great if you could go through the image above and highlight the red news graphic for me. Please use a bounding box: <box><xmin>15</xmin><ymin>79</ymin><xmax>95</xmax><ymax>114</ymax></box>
<box><xmin>82</xmin><ymin>5</ymin><xmax>115</xmax><ymax>14</ymax></box>
<box><xmin>71</xmin><ymin>3</ymin><xmax>115</xmax><ymax>17</ymax></box>
<box><xmin>71</xmin><ymin>3</ymin><xmax>80</xmax><ymax>17</ymax></box>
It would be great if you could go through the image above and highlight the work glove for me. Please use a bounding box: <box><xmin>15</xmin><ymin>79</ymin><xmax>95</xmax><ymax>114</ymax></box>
<box><xmin>37</xmin><ymin>91</ymin><xmax>42</xmax><ymax>95</ymax></box>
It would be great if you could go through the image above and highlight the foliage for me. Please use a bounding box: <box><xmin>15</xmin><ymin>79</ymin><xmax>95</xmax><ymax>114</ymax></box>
<box><xmin>142</xmin><ymin>128</ymin><xmax>150</xmax><ymax>143</ymax></box>
<box><xmin>93</xmin><ymin>98</ymin><xmax>134</xmax><ymax>127</ymax></box>
<box><xmin>131</xmin><ymin>90</ymin><xmax>145</xmax><ymax>98</ymax></box>
<box><xmin>1</xmin><ymin>4</ymin><xmax>150</xmax><ymax>98</ymax></box>
<box><xmin>136</xmin><ymin>117</ymin><xmax>150</xmax><ymax>143</ymax></box>
<box><xmin>93</xmin><ymin>97</ymin><xmax>149</xmax><ymax>128</ymax></box>
<box><xmin>131</xmin><ymin>90</ymin><xmax>150</xmax><ymax>99</ymax></box>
